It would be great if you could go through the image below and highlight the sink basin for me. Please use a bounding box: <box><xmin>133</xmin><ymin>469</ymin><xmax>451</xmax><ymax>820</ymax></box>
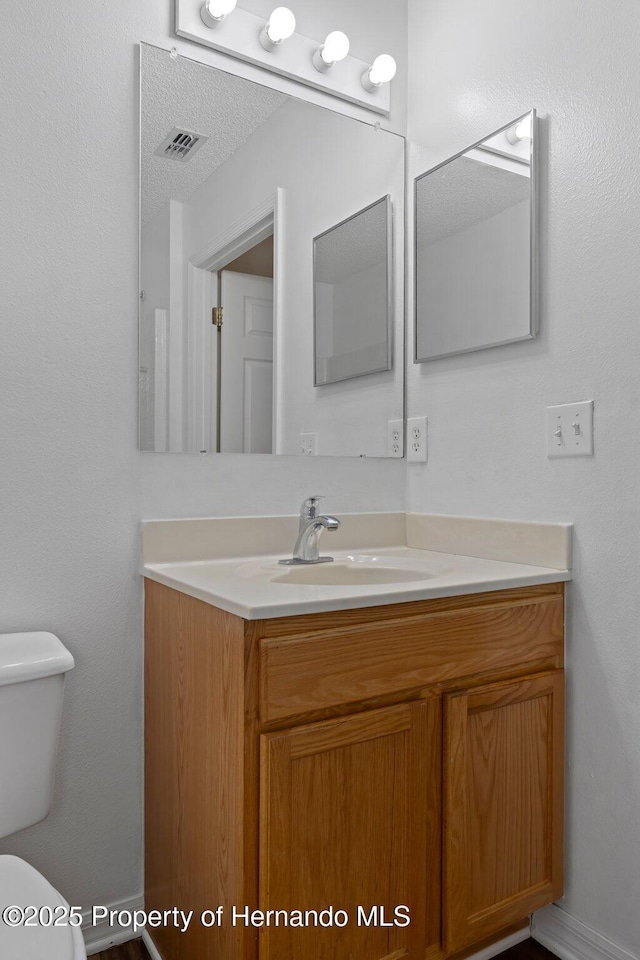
<box><xmin>237</xmin><ymin>553</ymin><xmax>449</xmax><ymax>587</ymax></box>
<box><xmin>272</xmin><ymin>564</ymin><xmax>437</xmax><ymax>586</ymax></box>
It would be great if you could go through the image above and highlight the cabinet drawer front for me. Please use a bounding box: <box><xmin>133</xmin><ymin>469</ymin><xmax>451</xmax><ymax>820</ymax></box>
<box><xmin>260</xmin><ymin>595</ymin><xmax>563</xmax><ymax>722</ymax></box>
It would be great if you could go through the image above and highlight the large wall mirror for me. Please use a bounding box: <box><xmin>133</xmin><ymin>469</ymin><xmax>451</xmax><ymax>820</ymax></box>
<box><xmin>314</xmin><ymin>196</ymin><xmax>392</xmax><ymax>386</ymax></box>
<box><xmin>139</xmin><ymin>44</ymin><xmax>405</xmax><ymax>456</ymax></box>
<box><xmin>414</xmin><ymin>111</ymin><xmax>537</xmax><ymax>361</ymax></box>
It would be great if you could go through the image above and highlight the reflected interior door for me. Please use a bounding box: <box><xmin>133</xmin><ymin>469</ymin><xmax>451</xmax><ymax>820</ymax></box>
<box><xmin>220</xmin><ymin>270</ymin><xmax>274</xmax><ymax>454</ymax></box>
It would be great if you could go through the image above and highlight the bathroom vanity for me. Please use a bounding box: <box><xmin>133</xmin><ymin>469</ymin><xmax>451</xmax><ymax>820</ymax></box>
<box><xmin>143</xmin><ymin>513</ymin><xmax>570</xmax><ymax>960</ymax></box>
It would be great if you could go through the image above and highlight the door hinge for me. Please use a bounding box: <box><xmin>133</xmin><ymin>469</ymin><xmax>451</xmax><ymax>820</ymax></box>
<box><xmin>212</xmin><ymin>306</ymin><xmax>224</xmax><ymax>327</ymax></box>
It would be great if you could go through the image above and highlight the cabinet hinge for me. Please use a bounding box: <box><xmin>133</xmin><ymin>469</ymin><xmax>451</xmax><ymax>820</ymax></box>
<box><xmin>212</xmin><ymin>307</ymin><xmax>224</xmax><ymax>327</ymax></box>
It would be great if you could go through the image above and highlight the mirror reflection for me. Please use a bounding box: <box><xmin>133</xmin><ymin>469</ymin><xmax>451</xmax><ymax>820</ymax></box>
<box><xmin>314</xmin><ymin>197</ymin><xmax>392</xmax><ymax>386</ymax></box>
<box><xmin>415</xmin><ymin>111</ymin><xmax>536</xmax><ymax>361</ymax></box>
<box><xmin>139</xmin><ymin>44</ymin><xmax>405</xmax><ymax>456</ymax></box>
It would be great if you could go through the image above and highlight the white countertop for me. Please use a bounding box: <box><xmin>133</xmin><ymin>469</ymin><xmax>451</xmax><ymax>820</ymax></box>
<box><xmin>141</xmin><ymin>513</ymin><xmax>572</xmax><ymax>620</ymax></box>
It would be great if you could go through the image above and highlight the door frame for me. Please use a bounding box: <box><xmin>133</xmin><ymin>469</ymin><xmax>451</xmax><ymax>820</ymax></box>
<box><xmin>187</xmin><ymin>189</ymin><xmax>283</xmax><ymax>453</ymax></box>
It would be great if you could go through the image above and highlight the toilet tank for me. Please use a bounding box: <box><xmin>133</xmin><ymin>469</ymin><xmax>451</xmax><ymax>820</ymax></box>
<box><xmin>0</xmin><ymin>633</ymin><xmax>74</xmax><ymax>839</ymax></box>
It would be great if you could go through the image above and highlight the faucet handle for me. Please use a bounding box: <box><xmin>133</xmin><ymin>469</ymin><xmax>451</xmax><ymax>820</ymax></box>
<box><xmin>300</xmin><ymin>495</ymin><xmax>326</xmax><ymax>519</ymax></box>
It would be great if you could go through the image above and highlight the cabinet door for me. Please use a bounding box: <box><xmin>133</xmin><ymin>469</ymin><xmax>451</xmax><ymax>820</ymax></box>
<box><xmin>260</xmin><ymin>700</ymin><xmax>440</xmax><ymax>960</ymax></box>
<box><xmin>444</xmin><ymin>672</ymin><xmax>564</xmax><ymax>953</ymax></box>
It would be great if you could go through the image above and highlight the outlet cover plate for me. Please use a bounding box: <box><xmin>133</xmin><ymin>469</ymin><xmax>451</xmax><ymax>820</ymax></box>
<box><xmin>407</xmin><ymin>416</ymin><xmax>428</xmax><ymax>463</ymax></box>
<box><xmin>299</xmin><ymin>432</ymin><xmax>317</xmax><ymax>456</ymax></box>
<box><xmin>387</xmin><ymin>419</ymin><xmax>404</xmax><ymax>458</ymax></box>
<box><xmin>547</xmin><ymin>401</ymin><xmax>594</xmax><ymax>458</ymax></box>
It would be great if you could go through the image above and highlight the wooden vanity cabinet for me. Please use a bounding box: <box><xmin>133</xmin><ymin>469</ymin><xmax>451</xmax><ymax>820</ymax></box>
<box><xmin>145</xmin><ymin>579</ymin><xmax>564</xmax><ymax>960</ymax></box>
<box><xmin>443</xmin><ymin>672</ymin><xmax>564</xmax><ymax>954</ymax></box>
<box><xmin>260</xmin><ymin>699</ymin><xmax>439</xmax><ymax>960</ymax></box>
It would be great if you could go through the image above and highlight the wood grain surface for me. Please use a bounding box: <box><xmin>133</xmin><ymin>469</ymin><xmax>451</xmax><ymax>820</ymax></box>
<box><xmin>444</xmin><ymin>672</ymin><xmax>564</xmax><ymax>952</ymax></box>
<box><xmin>259</xmin><ymin>701</ymin><xmax>438</xmax><ymax>960</ymax></box>
<box><xmin>144</xmin><ymin>578</ymin><xmax>565</xmax><ymax>960</ymax></box>
<box><xmin>260</xmin><ymin>591</ymin><xmax>563</xmax><ymax>722</ymax></box>
<box><xmin>145</xmin><ymin>580</ymin><xmax>247</xmax><ymax>960</ymax></box>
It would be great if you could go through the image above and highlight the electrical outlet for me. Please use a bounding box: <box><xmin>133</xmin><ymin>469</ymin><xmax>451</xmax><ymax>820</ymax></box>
<box><xmin>387</xmin><ymin>419</ymin><xmax>404</xmax><ymax>458</ymax></box>
<box><xmin>407</xmin><ymin>416</ymin><xmax>428</xmax><ymax>462</ymax></box>
<box><xmin>547</xmin><ymin>401</ymin><xmax>594</xmax><ymax>458</ymax></box>
<box><xmin>299</xmin><ymin>432</ymin><xmax>317</xmax><ymax>456</ymax></box>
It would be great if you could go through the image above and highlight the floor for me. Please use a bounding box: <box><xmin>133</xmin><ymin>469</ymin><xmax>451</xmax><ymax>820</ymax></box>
<box><xmin>93</xmin><ymin>936</ymin><xmax>558</xmax><ymax>960</ymax></box>
<box><xmin>94</xmin><ymin>941</ymin><xmax>149</xmax><ymax>960</ymax></box>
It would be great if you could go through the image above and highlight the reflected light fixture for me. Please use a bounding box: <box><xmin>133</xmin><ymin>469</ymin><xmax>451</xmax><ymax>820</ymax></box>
<box><xmin>312</xmin><ymin>31</ymin><xmax>350</xmax><ymax>72</ymax></box>
<box><xmin>361</xmin><ymin>54</ymin><xmax>397</xmax><ymax>91</ymax></box>
<box><xmin>506</xmin><ymin>114</ymin><xmax>533</xmax><ymax>144</ymax></box>
<box><xmin>259</xmin><ymin>7</ymin><xmax>296</xmax><ymax>52</ymax></box>
<box><xmin>200</xmin><ymin>0</ymin><xmax>237</xmax><ymax>27</ymax></box>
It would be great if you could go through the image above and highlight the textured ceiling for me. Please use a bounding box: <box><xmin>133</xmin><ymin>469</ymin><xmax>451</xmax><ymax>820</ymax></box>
<box><xmin>416</xmin><ymin>153</ymin><xmax>530</xmax><ymax>248</ymax></box>
<box><xmin>141</xmin><ymin>45</ymin><xmax>288</xmax><ymax>225</ymax></box>
<box><xmin>315</xmin><ymin>198</ymin><xmax>388</xmax><ymax>285</ymax></box>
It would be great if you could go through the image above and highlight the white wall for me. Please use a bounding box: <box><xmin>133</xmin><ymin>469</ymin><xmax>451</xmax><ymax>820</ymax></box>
<box><xmin>183</xmin><ymin>97</ymin><xmax>404</xmax><ymax>457</ymax></box>
<box><xmin>141</xmin><ymin>198</ymin><xmax>186</xmax><ymax>452</ymax></box>
<box><xmin>416</xmin><ymin>200</ymin><xmax>530</xmax><ymax>358</ymax></box>
<box><xmin>0</xmin><ymin>0</ymin><xmax>407</xmax><ymax>920</ymax></box>
<box><xmin>140</xmin><ymin>204</ymin><xmax>171</xmax><ymax>450</ymax></box>
<box><xmin>407</xmin><ymin>0</ymin><xmax>640</xmax><ymax>954</ymax></box>
<box><xmin>332</xmin><ymin>261</ymin><xmax>388</xmax><ymax>355</ymax></box>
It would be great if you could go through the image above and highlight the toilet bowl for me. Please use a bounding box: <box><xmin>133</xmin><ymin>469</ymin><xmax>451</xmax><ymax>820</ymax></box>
<box><xmin>0</xmin><ymin>633</ymin><xmax>86</xmax><ymax>959</ymax></box>
<box><xmin>0</xmin><ymin>856</ymin><xmax>87</xmax><ymax>959</ymax></box>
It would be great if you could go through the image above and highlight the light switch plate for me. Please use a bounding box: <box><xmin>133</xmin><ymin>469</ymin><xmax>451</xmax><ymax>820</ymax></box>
<box><xmin>407</xmin><ymin>416</ymin><xmax>428</xmax><ymax>462</ymax></box>
<box><xmin>547</xmin><ymin>401</ymin><xmax>594</xmax><ymax>458</ymax></box>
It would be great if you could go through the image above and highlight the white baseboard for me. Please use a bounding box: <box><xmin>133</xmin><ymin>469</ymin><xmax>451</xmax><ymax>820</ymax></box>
<box><xmin>82</xmin><ymin>892</ymin><xmax>145</xmax><ymax>956</ymax></box>
<box><xmin>533</xmin><ymin>905</ymin><xmax>639</xmax><ymax>960</ymax></box>
<box><xmin>139</xmin><ymin>924</ymin><xmax>527</xmax><ymax>960</ymax></box>
<box><xmin>83</xmin><ymin>899</ymin><xmax>638</xmax><ymax>960</ymax></box>
<box><xmin>465</xmin><ymin>926</ymin><xmax>531</xmax><ymax>960</ymax></box>
<box><xmin>142</xmin><ymin>928</ymin><xmax>165</xmax><ymax>960</ymax></box>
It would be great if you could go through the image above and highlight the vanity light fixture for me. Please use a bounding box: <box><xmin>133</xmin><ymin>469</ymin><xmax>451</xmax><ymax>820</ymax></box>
<box><xmin>361</xmin><ymin>54</ymin><xmax>397</xmax><ymax>92</ymax></box>
<box><xmin>176</xmin><ymin>0</ymin><xmax>394</xmax><ymax>114</ymax></box>
<box><xmin>506</xmin><ymin>113</ymin><xmax>533</xmax><ymax>143</ymax></box>
<box><xmin>200</xmin><ymin>0</ymin><xmax>237</xmax><ymax>26</ymax></box>
<box><xmin>259</xmin><ymin>6</ymin><xmax>296</xmax><ymax>52</ymax></box>
<box><xmin>312</xmin><ymin>31</ymin><xmax>350</xmax><ymax>72</ymax></box>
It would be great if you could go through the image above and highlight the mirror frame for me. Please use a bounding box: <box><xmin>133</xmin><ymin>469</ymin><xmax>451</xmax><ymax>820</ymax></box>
<box><xmin>313</xmin><ymin>195</ymin><xmax>394</xmax><ymax>386</ymax></box>
<box><xmin>413</xmin><ymin>109</ymin><xmax>538</xmax><ymax>363</ymax></box>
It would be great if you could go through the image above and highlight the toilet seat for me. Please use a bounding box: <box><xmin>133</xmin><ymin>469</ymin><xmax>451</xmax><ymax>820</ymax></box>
<box><xmin>0</xmin><ymin>855</ymin><xmax>81</xmax><ymax>959</ymax></box>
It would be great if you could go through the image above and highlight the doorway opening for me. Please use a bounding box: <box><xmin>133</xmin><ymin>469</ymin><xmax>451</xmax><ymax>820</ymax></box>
<box><xmin>188</xmin><ymin>191</ymin><xmax>281</xmax><ymax>455</ymax></box>
<box><xmin>213</xmin><ymin>235</ymin><xmax>274</xmax><ymax>453</ymax></box>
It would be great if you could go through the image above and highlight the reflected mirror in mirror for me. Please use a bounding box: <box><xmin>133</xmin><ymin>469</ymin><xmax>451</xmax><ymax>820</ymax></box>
<box><xmin>139</xmin><ymin>44</ymin><xmax>405</xmax><ymax>456</ymax></box>
<box><xmin>314</xmin><ymin>196</ymin><xmax>392</xmax><ymax>385</ymax></box>
<box><xmin>415</xmin><ymin>111</ymin><xmax>537</xmax><ymax>361</ymax></box>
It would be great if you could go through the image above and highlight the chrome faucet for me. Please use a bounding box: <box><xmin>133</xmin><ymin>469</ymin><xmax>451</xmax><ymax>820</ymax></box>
<box><xmin>279</xmin><ymin>496</ymin><xmax>341</xmax><ymax>565</ymax></box>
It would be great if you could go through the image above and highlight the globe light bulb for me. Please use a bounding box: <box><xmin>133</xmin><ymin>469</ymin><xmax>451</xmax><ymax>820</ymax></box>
<box><xmin>321</xmin><ymin>31</ymin><xmax>350</xmax><ymax>64</ymax></box>
<box><xmin>200</xmin><ymin>0</ymin><xmax>237</xmax><ymax>27</ymax></box>
<box><xmin>369</xmin><ymin>54</ymin><xmax>397</xmax><ymax>85</ymax></box>
<box><xmin>266</xmin><ymin>7</ymin><xmax>296</xmax><ymax>43</ymax></box>
<box><xmin>515</xmin><ymin>114</ymin><xmax>533</xmax><ymax>140</ymax></box>
<box><xmin>361</xmin><ymin>53</ymin><xmax>397</xmax><ymax>92</ymax></box>
<box><xmin>313</xmin><ymin>30</ymin><xmax>350</xmax><ymax>72</ymax></box>
<box><xmin>506</xmin><ymin>114</ymin><xmax>533</xmax><ymax>144</ymax></box>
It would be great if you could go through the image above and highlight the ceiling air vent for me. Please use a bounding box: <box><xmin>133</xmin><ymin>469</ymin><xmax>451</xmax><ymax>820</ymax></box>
<box><xmin>154</xmin><ymin>127</ymin><xmax>208</xmax><ymax>162</ymax></box>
